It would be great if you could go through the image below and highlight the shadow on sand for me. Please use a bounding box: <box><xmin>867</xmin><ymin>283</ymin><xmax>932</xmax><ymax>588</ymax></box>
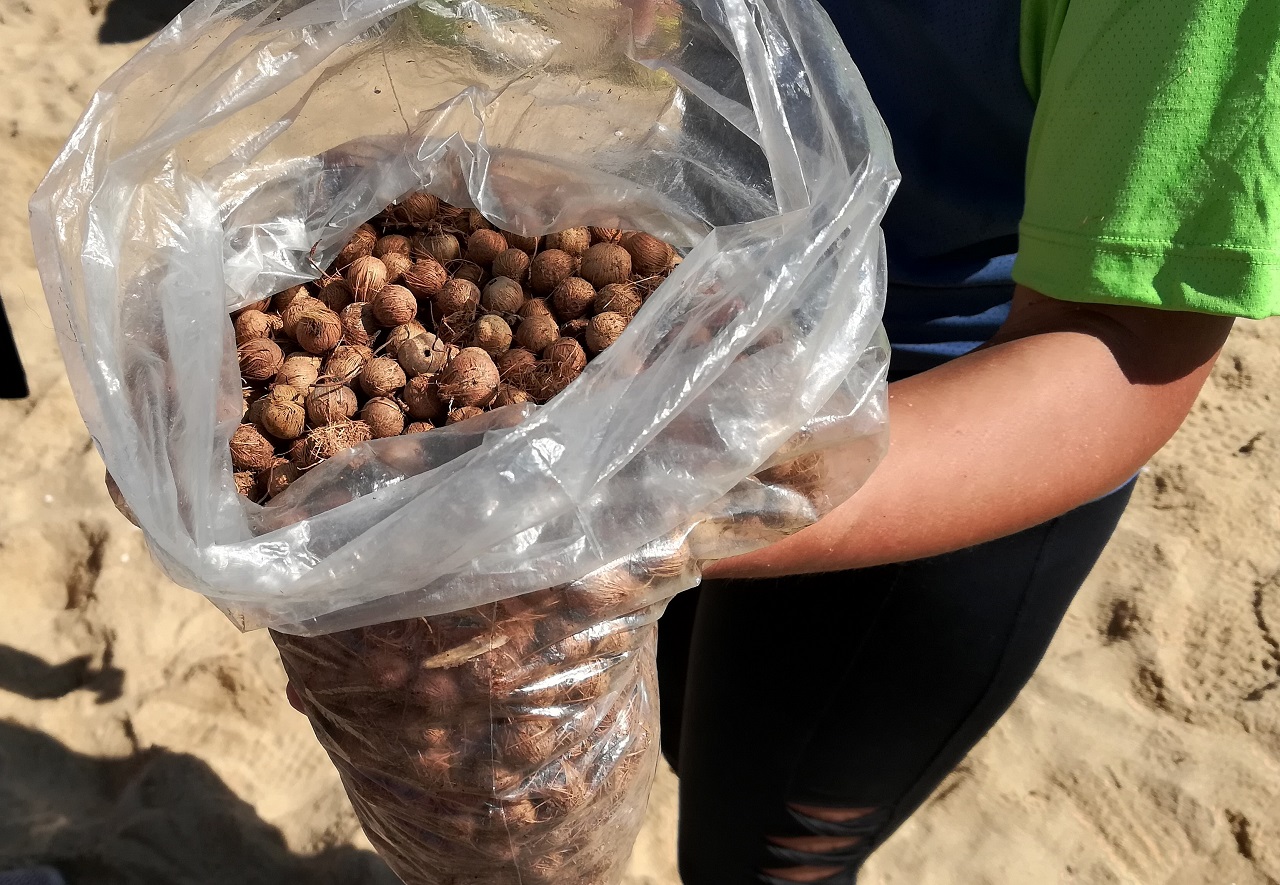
<box><xmin>0</xmin><ymin>719</ymin><xmax>397</xmax><ymax>884</ymax></box>
<box><xmin>0</xmin><ymin>645</ymin><xmax>123</xmax><ymax>704</ymax></box>
<box><xmin>97</xmin><ymin>0</ymin><xmax>188</xmax><ymax>44</ymax></box>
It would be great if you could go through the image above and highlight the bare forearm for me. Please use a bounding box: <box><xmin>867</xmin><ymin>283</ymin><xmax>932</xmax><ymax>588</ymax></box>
<box><xmin>705</xmin><ymin>291</ymin><xmax>1231</xmax><ymax>579</ymax></box>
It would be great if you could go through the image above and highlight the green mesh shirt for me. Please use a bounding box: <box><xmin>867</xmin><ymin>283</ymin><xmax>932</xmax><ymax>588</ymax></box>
<box><xmin>1017</xmin><ymin>0</ymin><xmax>1280</xmax><ymax>319</ymax></box>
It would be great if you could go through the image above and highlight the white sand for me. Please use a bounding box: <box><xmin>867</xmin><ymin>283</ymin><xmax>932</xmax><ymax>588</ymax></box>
<box><xmin>0</xmin><ymin>2</ymin><xmax>1275</xmax><ymax>882</ymax></box>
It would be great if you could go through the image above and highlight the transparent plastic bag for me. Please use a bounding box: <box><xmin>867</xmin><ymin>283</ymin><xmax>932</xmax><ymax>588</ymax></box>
<box><xmin>32</xmin><ymin>0</ymin><xmax>898</xmax><ymax>881</ymax></box>
<box><xmin>273</xmin><ymin>534</ymin><xmax>690</xmax><ymax>884</ymax></box>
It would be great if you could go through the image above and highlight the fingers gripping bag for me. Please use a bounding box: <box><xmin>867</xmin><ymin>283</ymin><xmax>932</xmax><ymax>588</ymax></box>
<box><xmin>32</xmin><ymin>0</ymin><xmax>898</xmax><ymax>880</ymax></box>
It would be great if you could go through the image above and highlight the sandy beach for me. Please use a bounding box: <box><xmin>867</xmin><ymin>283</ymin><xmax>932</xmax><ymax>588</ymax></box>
<box><xmin>1</xmin><ymin>1</ymin><xmax>1276</xmax><ymax>882</ymax></box>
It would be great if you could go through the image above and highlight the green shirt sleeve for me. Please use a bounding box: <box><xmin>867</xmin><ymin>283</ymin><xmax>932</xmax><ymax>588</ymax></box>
<box><xmin>1013</xmin><ymin>0</ymin><xmax>1280</xmax><ymax>319</ymax></box>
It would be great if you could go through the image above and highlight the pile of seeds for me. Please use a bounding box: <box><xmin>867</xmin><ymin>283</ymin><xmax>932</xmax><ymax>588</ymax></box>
<box><xmin>230</xmin><ymin>193</ymin><xmax>680</xmax><ymax>502</ymax></box>
<box><xmin>273</xmin><ymin>535</ymin><xmax>691</xmax><ymax>885</ymax></box>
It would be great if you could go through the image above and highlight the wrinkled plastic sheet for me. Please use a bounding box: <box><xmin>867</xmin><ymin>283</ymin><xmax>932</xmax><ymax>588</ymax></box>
<box><xmin>31</xmin><ymin>0</ymin><xmax>896</xmax><ymax>634</ymax></box>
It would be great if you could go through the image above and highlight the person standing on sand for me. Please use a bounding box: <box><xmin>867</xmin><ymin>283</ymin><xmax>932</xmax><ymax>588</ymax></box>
<box><xmin>75</xmin><ymin>1</ymin><xmax>1277</xmax><ymax>883</ymax></box>
<box><xmin>652</xmin><ymin>1</ymin><xmax>1280</xmax><ymax>882</ymax></box>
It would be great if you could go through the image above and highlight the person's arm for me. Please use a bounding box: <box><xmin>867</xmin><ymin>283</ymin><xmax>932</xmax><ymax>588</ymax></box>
<box><xmin>704</xmin><ymin>285</ymin><xmax>1233</xmax><ymax>579</ymax></box>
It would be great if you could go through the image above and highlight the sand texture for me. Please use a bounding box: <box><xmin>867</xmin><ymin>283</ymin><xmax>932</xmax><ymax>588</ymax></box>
<box><xmin>0</xmin><ymin>2</ymin><xmax>1275</xmax><ymax>883</ymax></box>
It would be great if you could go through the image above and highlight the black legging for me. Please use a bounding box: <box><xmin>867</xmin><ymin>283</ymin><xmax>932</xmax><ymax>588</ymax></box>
<box><xmin>657</xmin><ymin>477</ymin><xmax>1136</xmax><ymax>883</ymax></box>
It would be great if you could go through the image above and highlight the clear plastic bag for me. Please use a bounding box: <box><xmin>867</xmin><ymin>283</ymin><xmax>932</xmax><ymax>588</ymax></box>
<box><xmin>32</xmin><ymin>0</ymin><xmax>898</xmax><ymax>881</ymax></box>
<box><xmin>272</xmin><ymin>535</ymin><xmax>689</xmax><ymax>884</ymax></box>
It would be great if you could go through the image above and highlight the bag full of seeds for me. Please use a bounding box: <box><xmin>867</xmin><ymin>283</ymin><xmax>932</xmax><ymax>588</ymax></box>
<box><xmin>32</xmin><ymin>0</ymin><xmax>897</xmax><ymax>881</ymax></box>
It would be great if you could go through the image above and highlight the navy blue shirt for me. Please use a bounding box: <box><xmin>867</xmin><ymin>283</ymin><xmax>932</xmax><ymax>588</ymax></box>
<box><xmin>820</xmin><ymin>0</ymin><xmax>1034</xmax><ymax>379</ymax></box>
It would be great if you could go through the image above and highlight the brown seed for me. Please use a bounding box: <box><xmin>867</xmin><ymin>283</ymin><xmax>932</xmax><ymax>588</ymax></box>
<box><xmin>492</xmin><ymin>383</ymin><xmax>532</xmax><ymax>409</ymax></box>
<box><xmin>243</xmin><ymin>392</ymin><xmax>268</xmax><ymax>428</ymax></box>
<box><xmin>434</xmin><ymin>278</ymin><xmax>480</xmax><ymax>316</ymax></box>
<box><xmin>433</xmin><ymin>311</ymin><xmax>474</xmax><ymax>346</ymax></box>
<box><xmin>405</xmin><ymin>422</ymin><xmax>433</xmax><ymax>434</ymax></box>
<box><xmin>402</xmin><ymin>375</ymin><xmax>445</xmax><ymax>422</ymax></box>
<box><xmin>345</xmin><ymin>256</ymin><xmax>388</xmax><ymax>302</ymax></box>
<box><xmin>238</xmin><ymin>338</ymin><xmax>284</xmax><ymax>383</ymax></box>
<box><xmin>411</xmin><ymin>669</ymin><xmax>460</xmax><ymax>713</ymax></box>
<box><xmin>315</xmin><ymin>280</ymin><xmax>354</xmax><ymax>313</ymax></box>
<box><xmin>518</xmin><ymin>297</ymin><xmax>555</xmax><ymax>321</ymax></box>
<box><xmin>560</xmin><ymin>317</ymin><xmax>589</xmax><ymax>341</ymax></box>
<box><xmin>373</xmin><ymin>234</ymin><xmax>412</xmax><ymax>259</ymax></box>
<box><xmin>503</xmin><ymin>798</ymin><xmax>540</xmax><ymax>828</ymax></box>
<box><xmin>490</xmin><ymin>248</ymin><xmax>530</xmax><ymax>281</ymax></box>
<box><xmin>482</xmin><ymin>277</ymin><xmax>526</xmax><ymax>315</ymax></box>
<box><xmin>270</xmin><ymin>383</ymin><xmax>307</xmax><ymax>405</ymax></box>
<box><xmin>288</xmin><ymin>437</ymin><xmax>313</xmax><ymax>468</ymax></box>
<box><xmin>594</xmin><ymin>626</ymin><xmax>638</xmax><ymax>657</ymax></box>
<box><xmin>437</xmin><ymin>347</ymin><xmax>499</xmax><ymax>408</ymax></box>
<box><xmin>276</xmin><ymin>353</ymin><xmax>321</xmax><ymax>390</ymax></box>
<box><xmin>514</xmin><ymin>313</ymin><xmax>559</xmax><ymax>353</ymax></box>
<box><xmin>401</xmin><ymin>258</ymin><xmax>448</xmax><ymax>298</ymax></box>
<box><xmin>372</xmin><ymin>284</ymin><xmax>418</xmax><ymax>327</ymax></box>
<box><xmin>396</xmin><ymin>192</ymin><xmax>439</xmax><ymax>226</ymax></box>
<box><xmin>336</xmin><ymin>224</ymin><xmax>377</xmax><ymax>268</ymax></box>
<box><xmin>339</xmin><ymin>302</ymin><xmax>379</xmax><ymax>346</ymax></box>
<box><xmin>585</xmin><ymin>312</ymin><xmax>630</xmax><ymax>354</ymax></box>
<box><xmin>322</xmin><ymin>344</ymin><xmax>372</xmax><ymax>384</ymax></box>
<box><xmin>543</xmin><ymin>337</ymin><xmax>587</xmax><ymax>374</ymax></box>
<box><xmin>545</xmin><ymin>227</ymin><xmax>591</xmax><ymax>256</ymax></box>
<box><xmin>385</xmin><ymin>320</ymin><xmax>429</xmax><ymax>354</ymax></box>
<box><xmin>459</xmin><ymin>208</ymin><xmax>492</xmax><ymax>235</ymax></box>
<box><xmin>301</xmin><ymin>420</ymin><xmax>373</xmax><ymax>462</ymax></box>
<box><xmin>635</xmin><ymin>534</ymin><xmax>693</xmax><ymax>580</ymax></box>
<box><xmin>259</xmin><ymin>389</ymin><xmax>307</xmax><ymax>440</ymax></box>
<box><xmin>360</xmin><ymin>357</ymin><xmax>407</xmax><ymax>398</ymax></box>
<box><xmin>233</xmin><ymin>309</ymin><xmax>282</xmax><ymax>344</ymax></box>
<box><xmin>589</xmin><ymin>226</ymin><xmax>623</xmax><ymax>244</ymax></box>
<box><xmin>446</xmin><ymin>406</ymin><xmax>485</xmax><ymax>425</ymax></box>
<box><xmin>361</xmin><ymin>397</ymin><xmax>406</xmax><ymax>438</ymax></box>
<box><xmin>593</xmin><ymin>282</ymin><xmax>642</xmax><ymax>317</ymax></box>
<box><xmin>293</xmin><ymin>306</ymin><xmax>342</xmax><ymax>355</ymax></box>
<box><xmin>412</xmin><ymin>232</ymin><xmax>461</xmax><ymax>264</ymax></box>
<box><xmin>234</xmin><ymin>471</ymin><xmax>261</xmax><ymax>500</ymax></box>
<box><xmin>232</xmin><ymin>297</ymin><xmax>272</xmax><ymax>318</ymax></box>
<box><xmin>230</xmin><ymin>423</ymin><xmax>276</xmax><ymax>470</ymax></box>
<box><xmin>364</xmin><ymin>647</ymin><xmax>412</xmax><ymax>691</ymax></box>
<box><xmin>271</xmin><ymin>284</ymin><xmax>310</xmax><ymax>313</ymax></box>
<box><xmin>306</xmin><ymin>382</ymin><xmax>359</xmax><ymax>426</ymax></box>
<box><xmin>503</xmin><ymin>231</ymin><xmax>541</xmax><ymax>253</ymax></box>
<box><xmin>550</xmin><ymin>277</ymin><xmax>596</xmax><ymax>321</ymax></box>
<box><xmin>472</xmin><ymin>315</ymin><xmax>513</xmax><ymax>356</ymax></box>
<box><xmin>380</xmin><ymin>251</ymin><xmax>413</xmax><ymax>283</ymax></box>
<box><xmin>280</xmin><ymin>294</ymin><xmax>319</xmax><ymax>338</ymax></box>
<box><xmin>622</xmin><ymin>231</ymin><xmax>675</xmax><ymax>275</ymax></box>
<box><xmin>465</xmin><ymin>229</ymin><xmax>508</xmax><ymax>266</ymax></box>
<box><xmin>495</xmin><ymin>348</ymin><xmax>538</xmax><ymax>385</ymax></box>
<box><xmin>413</xmin><ymin>749</ymin><xmax>457</xmax><ymax>790</ymax></box>
<box><xmin>578</xmin><ymin>243</ymin><xmax>632</xmax><ymax>288</ymax></box>
<box><xmin>261</xmin><ymin>458</ymin><xmax>299</xmax><ymax>498</ymax></box>
<box><xmin>635</xmin><ymin>272</ymin><xmax>667</xmax><ymax>298</ymax></box>
<box><xmin>396</xmin><ymin>332</ymin><xmax>451</xmax><ymax>377</ymax></box>
<box><xmin>564</xmin><ymin>566</ymin><xmax>647</xmax><ymax>618</ymax></box>
<box><xmin>530</xmin><ymin>760</ymin><xmax>588</xmax><ymax>817</ymax></box>
<box><xmin>528</xmin><ymin>249</ymin><xmax>576</xmax><ymax>295</ymax></box>
<box><xmin>449</xmin><ymin>260</ymin><xmax>487</xmax><ymax>286</ymax></box>
<box><xmin>757</xmin><ymin>451</ymin><xmax>828</xmax><ymax>502</ymax></box>
<box><xmin>527</xmin><ymin>849</ymin><xmax>572</xmax><ymax>884</ymax></box>
<box><xmin>526</xmin><ymin>361</ymin><xmax>581</xmax><ymax>402</ymax></box>
<box><xmin>497</xmin><ymin>718</ymin><xmax>558</xmax><ymax>765</ymax></box>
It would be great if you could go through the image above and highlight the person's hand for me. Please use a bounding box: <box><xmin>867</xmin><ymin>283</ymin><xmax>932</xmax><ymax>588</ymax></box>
<box><xmin>706</xmin><ymin>286</ymin><xmax>1234</xmax><ymax>579</ymax></box>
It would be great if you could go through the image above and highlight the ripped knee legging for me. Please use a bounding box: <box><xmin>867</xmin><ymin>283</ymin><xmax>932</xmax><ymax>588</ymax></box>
<box><xmin>656</xmin><ymin>478</ymin><xmax>1135</xmax><ymax>884</ymax></box>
